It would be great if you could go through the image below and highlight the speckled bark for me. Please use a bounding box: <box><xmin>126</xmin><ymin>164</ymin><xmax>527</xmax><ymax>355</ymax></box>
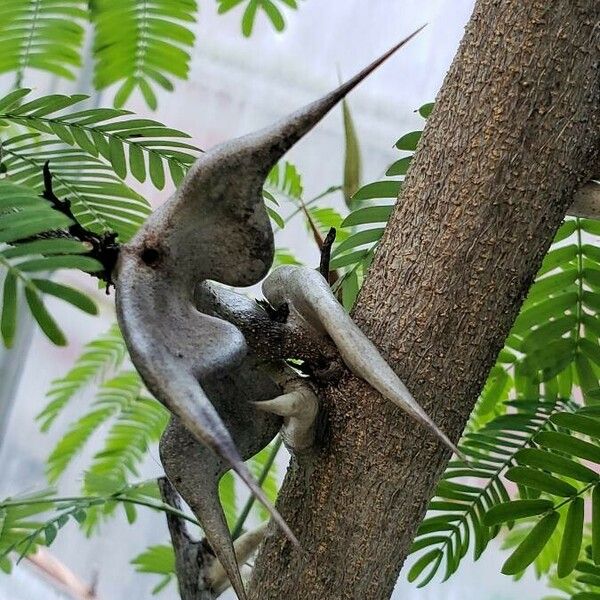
<box><xmin>249</xmin><ymin>2</ymin><xmax>600</xmax><ymax>599</ymax></box>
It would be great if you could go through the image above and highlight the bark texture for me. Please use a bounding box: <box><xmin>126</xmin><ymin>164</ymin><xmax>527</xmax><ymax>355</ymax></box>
<box><xmin>249</xmin><ymin>2</ymin><xmax>600</xmax><ymax>599</ymax></box>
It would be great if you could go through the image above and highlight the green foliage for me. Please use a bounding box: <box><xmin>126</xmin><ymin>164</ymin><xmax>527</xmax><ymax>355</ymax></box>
<box><xmin>0</xmin><ymin>86</ymin><xmax>203</xmax><ymax>346</ymax></box>
<box><xmin>408</xmin><ymin>399</ymin><xmax>569</xmax><ymax>587</ymax></box>
<box><xmin>545</xmin><ymin>546</ymin><xmax>600</xmax><ymax>600</ymax></box>
<box><xmin>247</xmin><ymin>438</ymin><xmax>280</xmax><ymax>519</ymax></box>
<box><xmin>0</xmin><ymin>89</ymin><xmax>200</xmax><ymax>188</ymax></box>
<box><xmin>0</xmin><ymin>0</ymin><xmax>87</xmax><ymax>86</ymax></box>
<box><xmin>406</xmin><ymin>211</ymin><xmax>600</xmax><ymax>585</ymax></box>
<box><xmin>328</xmin><ymin>105</ymin><xmax>429</xmax><ymax>308</ymax></box>
<box><xmin>1</xmin><ymin>132</ymin><xmax>151</xmax><ymax>241</ymax></box>
<box><xmin>265</xmin><ymin>160</ymin><xmax>343</xmax><ymax>243</ymax></box>
<box><xmin>92</xmin><ymin>0</ymin><xmax>197</xmax><ymax>110</ymax></box>
<box><xmin>264</xmin><ymin>161</ymin><xmax>302</xmax><ymax>229</ymax></box>
<box><xmin>0</xmin><ymin>2</ymin><xmax>301</xmax><ymax>114</ymax></box>
<box><xmin>0</xmin><ymin>16</ymin><xmax>597</xmax><ymax>593</ymax></box>
<box><xmin>342</xmin><ymin>98</ymin><xmax>362</xmax><ymax>207</ymax></box>
<box><xmin>0</xmin><ymin>480</ymin><xmax>189</xmax><ymax>572</ymax></box>
<box><xmin>482</xmin><ymin>406</ymin><xmax>600</xmax><ymax>578</ymax></box>
<box><xmin>503</xmin><ymin>220</ymin><xmax>600</xmax><ymax>402</ymax></box>
<box><xmin>38</xmin><ymin>323</ymin><xmax>127</xmax><ymax>430</ymax></box>
<box><xmin>43</xmin><ymin>366</ymin><xmax>169</xmax><ymax>535</ymax></box>
<box><xmin>0</xmin><ymin>180</ymin><xmax>100</xmax><ymax>347</ymax></box>
<box><xmin>46</xmin><ymin>371</ymin><xmax>145</xmax><ymax>482</ymax></box>
<box><xmin>0</xmin><ymin>489</ymin><xmax>56</xmax><ymax>569</ymax></box>
<box><xmin>131</xmin><ymin>544</ymin><xmax>176</xmax><ymax>595</ymax></box>
<box><xmin>40</xmin><ymin>347</ymin><xmax>169</xmax><ymax>530</ymax></box>
<box><xmin>217</xmin><ymin>0</ymin><xmax>301</xmax><ymax>37</ymax></box>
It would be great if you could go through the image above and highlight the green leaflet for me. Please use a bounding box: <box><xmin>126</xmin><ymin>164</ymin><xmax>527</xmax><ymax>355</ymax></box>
<box><xmin>0</xmin><ymin>180</ymin><xmax>100</xmax><ymax>347</ymax></box>
<box><xmin>502</xmin><ymin>511</ymin><xmax>560</xmax><ymax>575</ymax></box>
<box><xmin>535</xmin><ymin>431</ymin><xmax>600</xmax><ymax>464</ymax></box>
<box><xmin>407</xmin><ymin>549</ymin><xmax>443</xmax><ymax>585</ymax></box>
<box><xmin>395</xmin><ymin>130</ymin><xmax>422</xmax><ymax>151</ymax></box>
<box><xmin>217</xmin><ymin>0</ymin><xmax>300</xmax><ymax>37</ymax></box>
<box><xmin>505</xmin><ymin>467</ymin><xmax>577</xmax><ymax>498</ymax></box>
<box><xmin>341</xmin><ymin>98</ymin><xmax>362</xmax><ymax>207</ymax></box>
<box><xmin>131</xmin><ymin>544</ymin><xmax>176</xmax><ymax>595</ymax></box>
<box><xmin>484</xmin><ymin>499</ymin><xmax>554</xmax><ymax>526</ymax></box>
<box><xmin>594</xmin><ymin>486</ymin><xmax>600</xmax><ymax>565</ymax></box>
<box><xmin>341</xmin><ymin>205</ymin><xmax>394</xmax><ymax>228</ymax></box>
<box><xmin>552</xmin><ymin>413</ymin><xmax>600</xmax><ymax>439</ymax></box>
<box><xmin>0</xmin><ymin>272</ymin><xmax>17</xmax><ymax>347</ymax></box>
<box><xmin>351</xmin><ymin>180</ymin><xmax>401</xmax><ymax>201</ymax></box>
<box><xmin>557</xmin><ymin>498</ymin><xmax>584</xmax><ymax>578</ymax></box>
<box><xmin>515</xmin><ymin>448</ymin><xmax>598</xmax><ymax>483</ymax></box>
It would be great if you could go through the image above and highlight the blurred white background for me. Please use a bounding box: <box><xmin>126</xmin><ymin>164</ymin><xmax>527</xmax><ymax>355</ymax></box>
<box><xmin>0</xmin><ymin>1</ymin><xmax>553</xmax><ymax>599</ymax></box>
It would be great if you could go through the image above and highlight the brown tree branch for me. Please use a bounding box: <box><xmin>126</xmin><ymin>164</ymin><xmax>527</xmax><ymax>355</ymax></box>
<box><xmin>157</xmin><ymin>477</ymin><xmax>216</xmax><ymax>600</ymax></box>
<box><xmin>249</xmin><ymin>2</ymin><xmax>600</xmax><ymax>599</ymax></box>
<box><xmin>26</xmin><ymin>549</ymin><xmax>98</xmax><ymax>600</ymax></box>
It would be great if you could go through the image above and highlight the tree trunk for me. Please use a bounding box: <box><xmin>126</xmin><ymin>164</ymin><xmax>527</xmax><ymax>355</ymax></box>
<box><xmin>249</xmin><ymin>2</ymin><xmax>600</xmax><ymax>599</ymax></box>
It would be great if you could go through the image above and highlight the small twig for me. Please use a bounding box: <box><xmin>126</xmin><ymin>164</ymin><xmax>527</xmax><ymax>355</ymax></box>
<box><xmin>158</xmin><ymin>477</ymin><xmax>217</xmax><ymax>600</ymax></box>
<box><xmin>157</xmin><ymin>477</ymin><xmax>193</xmax><ymax>547</ymax></box>
<box><xmin>27</xmin><ymin>549</ymin><xmax>98</xmax><ymax>600</ymax></box>
<box><xmin>319</xmin><ymin>227</ymin><xmax>337</xmax><ymax>282</ymax></box>
<box><xmin>40</xmin><ymin>162</ymin><xmax>120</xmax><ymax>290</ymax></box>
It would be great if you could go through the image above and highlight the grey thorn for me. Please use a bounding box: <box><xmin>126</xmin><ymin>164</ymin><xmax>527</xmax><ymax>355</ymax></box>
<box><xmin>115</xmin><ymin>28</ymin><xmax>425</xmax><ymax>570</ymax></box>
<box><xmin>262</xmin><ymin>265</ymin><xmax>465</xmax><ymax>460</ymax></box>
<box><xmin>254</xmin><ymin>387</ymin><xmax>318</xmax><ymax>452</ymax></box>
<box><xmin>206</xmin><ymin>523</ymin><xmax>268</xmax><ymax>595</ymax></box>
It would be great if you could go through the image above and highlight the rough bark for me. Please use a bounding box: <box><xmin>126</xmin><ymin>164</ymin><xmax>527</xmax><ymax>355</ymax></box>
<box><xmin>249</xmin><ymin>2</ymin><xmax>600</xmax><ymax>599</ymax></box>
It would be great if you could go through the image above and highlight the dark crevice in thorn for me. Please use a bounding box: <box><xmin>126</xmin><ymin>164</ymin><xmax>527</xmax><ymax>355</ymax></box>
<box><xmin>141</xmin><ymin>247</ymin><xmax>161</xmax><ymax>267</ymax></box>
<box><xmin>257</xmin><ymin>299</ymin><xmax>290</xmax><ymax>324</ymax></box>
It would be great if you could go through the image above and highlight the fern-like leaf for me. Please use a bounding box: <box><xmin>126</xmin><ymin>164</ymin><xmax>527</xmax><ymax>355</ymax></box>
<box><xmin>408</xmin><ymin>399</ymin><xmax>569</xmax><ymax>587</ymax></box>
<box><xmin>0</xmin><ymin>179</ymin><xmax>100</xmax><ymax>347</ymax></box>
<box><xmin>88</xmin><ymin>395</ymin><xmax>169</xmax><ymax>483</ymax></box>
<box><xmin>505</xmin><ymin>218</ymin><xmax>600</xmax><ymax>404</ymax></box>
<box><xmin>92</xmin><ymin>0</ymin><xmax>198</xmax><ymax>110</ymax></box>
<box><xmin>0</xmin><ymin>0</ymin><xmax>86</xmax><ymax>85</ymax></box>
<box><xmin>37</xmin><ymin>323</ymin><xmax>126</xmax><ymax>431</ymax></box>
<box><xmin>1</xmin><ymin>133</ymin><xmax>151</xmax><ymax>241</ymax></box>
<box><xmin>0</xmin><ymin>89</ymin><xmax>200</xmax><ymax>188</ymax></box>
<box><xmin>482</xmin><ymin>406</ymin><xmax>600</xmax><ymax>579</ymax></box>
<box><xmin>46</xmin><ymin>371</ymin><xmax>142</xmax><ymax>483</ymax></box>
<box><xmin>0</xmin><ymin>481</ymin><xmax>184</xmax><ymax>572</ymax></box>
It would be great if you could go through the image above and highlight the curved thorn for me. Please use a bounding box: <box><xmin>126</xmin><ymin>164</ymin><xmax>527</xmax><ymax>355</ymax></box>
<box><xmin>207</xmin><ymin>523</ymin><xmax>268</xmax><ymax>593</ymax></box>
<box><xmin>233</xmin><ymin>462</ymin><xmax>300</xmax><ymax>548</ymax></box>
<box><xmin>253</xmin><ymin>390</ymin><xmax>318</xmax><ymax>452</ymax></box>
<box><xmin>262</xmin><ymin>266</ymin><xmax>466</xmax><ymax>462</ymax></box>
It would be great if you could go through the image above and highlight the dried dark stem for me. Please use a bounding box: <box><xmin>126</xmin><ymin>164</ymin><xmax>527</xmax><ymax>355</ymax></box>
<box><xmin>38</xmin><ymin>161</ymin><xmax>121</xmax><ymax>289</ymax></box>
<box><xmin>319</xmin><ymin>227</ymin><xmax>336</xmax><ymax>282</ymax></box>
<box><xmin>158</xmin><ymin>477</ymin><xmax>216</xmax><ymax>600</ymax></box>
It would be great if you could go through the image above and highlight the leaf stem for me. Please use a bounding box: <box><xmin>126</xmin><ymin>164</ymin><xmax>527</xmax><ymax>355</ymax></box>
<box><xmin>0</xmin><ymin>492</ymin><xmax>201</xmax><ymax>527</ymax></box>
<box><xmin>231</xmin><ymin>437</ymin><xmax>283</xmax><ymax>540</ymax></box>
